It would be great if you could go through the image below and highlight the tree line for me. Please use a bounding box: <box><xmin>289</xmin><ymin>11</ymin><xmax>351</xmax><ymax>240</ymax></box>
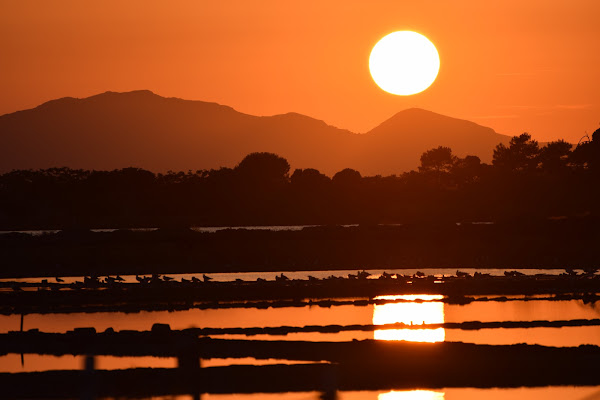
<box><xmin>1</xmin><ymin>129</ymin><xmax>599</xmax><ymax>229</ymax></box>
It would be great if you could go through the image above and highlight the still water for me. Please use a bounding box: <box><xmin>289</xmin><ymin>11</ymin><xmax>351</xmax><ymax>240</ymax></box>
<box><xmin>90</xmin><ymin>386</ymin><xmax>600</xmax><ymax>400</ymax></box>
<box><xmin>0</xmin><ymin>354</ymin><xmax>316</xmax><ymax>373</ymax></box>
<box><xmin>1</xmin><ymin>296</ymin><xmax>599</xmax><ymax>373</ymax></box>
<box><xmin>0</xmin><ymin>224</ymin><xmax>341</xmax><ymax>236</ymax></box>
<box><xmin>2</xmin><ymin>297</ymin><xmax>598</xmax><ymax>347</ymax></box>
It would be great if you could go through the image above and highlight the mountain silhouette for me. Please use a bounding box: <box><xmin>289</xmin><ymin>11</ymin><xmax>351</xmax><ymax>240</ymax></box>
<box><xmin>0</xmin><ymin>90</ymin><xmax>510</xmax><ymax>175</ymax></box>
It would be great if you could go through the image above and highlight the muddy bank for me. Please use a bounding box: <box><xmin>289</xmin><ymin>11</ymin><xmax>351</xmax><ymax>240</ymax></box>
<box><xmin>1</xmin><ymin>275</ymin><xmax>598</xmax><ymax>315</ymax></box>
<box><xmin>1</xmin><ymin>336</ymin><xmax>600</xmax><ymax>397</ymax></box>
<box><xmin>3</xmin><ymin>318</ymin><xmax>600</xmax><ymax>339</ymax></box>
<box><xmin>1</xmin><ymin>221</ymin><xmax>600</xmax><ymax>278</ymax></box>
<box><xmin>3</xmin><ymin>328</ymin><xmax>600</xmax><ymax>359</ymax></box>
<box><xmin>2</xmin><ymin>362</ymin><xmax>600</xmax><ymax>399</ymax></box>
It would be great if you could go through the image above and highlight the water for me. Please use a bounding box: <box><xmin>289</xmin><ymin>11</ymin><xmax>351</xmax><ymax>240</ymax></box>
<box><xmin>0</xmin><ymin>354</ymin><xmax>317</xmax><ymax>373</ymax></box>
<box><xmin>2</xmin><ymin>286</ymin><xmax>598</xmax><ymax>398</ymax></box>
<box><xmin>0</xmin><ymin>224</ymin><xmax>357</xmax><ymax>236</ymax></box>
<box><xmin>0</xmin><ymin>354</ymin><xmax>177</xmax><ymax>372</ymax></box>
<box><xmin>340</xmin><ymin>388</ymin><xmax>600</xmax><ymax>400</ymax></box>
<box><xmin>2</xmin><ymin>297</ymin><xmax>598</xmax><ymax>346</ymax></box>
<box><xmin>0</xmin><ymin>268</ymin><xmax>577</xmax><ymax>284</ymax></box>
<box><xmin>85</xmin><ymin>386</ymin><xmax>600</xmax><ymax>400</ymax></box>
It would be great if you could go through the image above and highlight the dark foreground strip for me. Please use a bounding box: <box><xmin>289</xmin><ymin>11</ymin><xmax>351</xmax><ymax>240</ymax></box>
<box><xmin>1</xmin><ymin>340</ymin><xmax>600</xmax><ymax>399</ymax></box>
<box><xmin>1</xmin><ymin>333</ymin><xmax>599</xmax><ymax>383</ymax></box>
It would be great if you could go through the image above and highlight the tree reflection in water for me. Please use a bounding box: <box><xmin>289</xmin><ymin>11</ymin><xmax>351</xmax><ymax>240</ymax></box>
<box><xmin>373</xmin><ymin>295</ymin><xmax>445</xmax><ymax>342</ymax></box>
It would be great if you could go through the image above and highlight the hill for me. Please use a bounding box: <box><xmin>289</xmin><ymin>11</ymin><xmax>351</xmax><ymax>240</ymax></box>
<box><xmin>0</xmin><ymin>90</ymin><xmax>510</xmax><ymax>175</ymax></box>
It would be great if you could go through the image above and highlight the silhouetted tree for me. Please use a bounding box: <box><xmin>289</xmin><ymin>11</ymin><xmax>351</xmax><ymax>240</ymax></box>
<box><xmin>291</xmin><ymin>168</ymin><xmax>330</xmax><ymax>189</ymax></box>
<box><xmin>571</xmin><ymin>127</ymin><xmax>600</xmax><ymax>171</ymax></box>
<box><xmin>593</xmin><ymin>127</ymin><xmax>600</xmax><ymax>143</ymax></box>
<box><xmin>452</xmin><ymin>155</ymin><xmax>483</xmax><ymax>185</ymax></box>
<box><xmin>492</xmin><ymin>133</ymin><xmax>540</xmax><ymax>172</ymax></box>
<box><xmin>235</xmin><ymin>152</ymin><xmax>290</xmax><ymax>183</ymax></box>
<box><xmin>539</xmin><ymin>140</ymin><xmax>572</xmax><ymax>173</ymax></box>
<box><xmin>289</xmin><ymin>168</ymin><xmax>333</xmax><ymax>222</ymax></box>
<box><xmin>2</xmin><ymin>135</ymin><xmax>600</xmax><ymax>229</ymax></box>
<box><xmin>419</xmin><ymin>146</ymin><xmax>456</xmax><ymax>173</ymax></box>
<box><xmin>332</xmin><ymin>168</ymin><xmax>362</xmax><ymax>186</ymax></box>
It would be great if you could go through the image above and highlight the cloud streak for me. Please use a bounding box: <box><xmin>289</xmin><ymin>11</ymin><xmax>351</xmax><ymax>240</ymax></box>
<box><xmin>500</xmin><ymin>104</ymin><xmax>594</xmax><ymax>111</ymax></box>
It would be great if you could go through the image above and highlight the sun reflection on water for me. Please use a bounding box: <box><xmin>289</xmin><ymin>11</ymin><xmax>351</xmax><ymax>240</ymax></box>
<box><xmin>373</xmin><ymin>295</ymin><xmax>445</xmax><ymax>342</ymax></box>
<box><xmin>378</xmin><ymin>389</ymin><xmax>445</xmax><ymax>400</ymax></box>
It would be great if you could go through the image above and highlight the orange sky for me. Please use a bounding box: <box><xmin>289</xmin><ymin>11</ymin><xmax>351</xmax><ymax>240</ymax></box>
<box><xmin>1</xmin><ymin>0</ymin><xmax>599</xmax><ymax>142</ymax></box>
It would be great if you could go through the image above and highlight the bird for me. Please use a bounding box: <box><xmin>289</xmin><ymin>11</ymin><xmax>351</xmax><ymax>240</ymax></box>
<box><xmin>115</xmin><ymin>275</ymin><xmax>125</xmax><ymax>282</ymax></box>
<box><xmin>191</xmin><ymin>276</ymin><xmax>201</xmax><ymax>283</ymax></box>
<box><xmin>456</xmin><ymin>270</ymin><xmax>470</xmax><ymax>278</ymax></box>
<box><xmin>276</xmin><ymin>273</ymin><xmax>289</xmax><ymax>282</ymax></box>
<box><xmin>84</xmin><ymin>276</ymin><xmax>99</xmax><ymax>285</ymax></box>
<box><xmin>357</xmin><ymin>270</ymin><xmax>370</xmax><ymax>280</ymax></box>
<box><xmin>203</xmin><ymin>274</ymin><xmax>212</xmax><ymax>282</ymax></box>
<box><xmin>55</xmin><ymin>277</ymin><xmax>64</xmax><ymax>283</ymax></box>
<box><xmin>162</xmin><ymin>275</ymin><xmax>174</xmax><ymax>282</ymax></box>
<box><xmin>565</xmin><ymin>268</ymin><xmax>578</xmax><ymax>276</ymax></box>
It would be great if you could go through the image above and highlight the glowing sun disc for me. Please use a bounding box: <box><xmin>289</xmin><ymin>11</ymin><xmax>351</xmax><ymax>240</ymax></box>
<box><xmin>369</xmin><ymin>31</ymin><xmax>440</xmax><ymax>96</ymax></box>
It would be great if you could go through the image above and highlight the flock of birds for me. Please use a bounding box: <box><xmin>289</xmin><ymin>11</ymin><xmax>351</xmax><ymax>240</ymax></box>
<box><xmin>6</xmin><ymin>268</ymin><xmax>599</xmax><ymax>292</ymax></box>
<box><xmin>134</xmin><ymin>273</ymin><xmax>213</xmax><ymax>284</ymax></box>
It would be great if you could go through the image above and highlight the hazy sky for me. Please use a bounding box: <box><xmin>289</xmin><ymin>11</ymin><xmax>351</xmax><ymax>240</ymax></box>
<box><xmin>1</xmin><ymin>0</ymin><xmax>599</xmax><ymax>142</ymax></box>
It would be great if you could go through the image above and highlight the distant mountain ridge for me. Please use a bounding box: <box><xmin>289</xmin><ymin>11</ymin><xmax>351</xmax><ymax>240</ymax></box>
<box><xmin>0</xmin><ymin>90</ymin><xmax>511</xmax><ymax>175</ymax></box>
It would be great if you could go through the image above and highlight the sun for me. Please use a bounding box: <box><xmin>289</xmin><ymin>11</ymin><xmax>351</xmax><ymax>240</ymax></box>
<box><xmin>369</xmin><ymin>31</ymin><xmax>440</xmax><ymax>96</ymax></box>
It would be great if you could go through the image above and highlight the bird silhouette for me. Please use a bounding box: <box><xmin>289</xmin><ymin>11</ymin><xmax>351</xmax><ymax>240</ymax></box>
<box><xmin>276</xmin><ymin>273</ymin><xmax>289</xmax><ymax>281</ymax></box>
<box><xmin>357</xmin><ymin>270</ymin><xmax>370</xmax><ymax>279</ymax></box>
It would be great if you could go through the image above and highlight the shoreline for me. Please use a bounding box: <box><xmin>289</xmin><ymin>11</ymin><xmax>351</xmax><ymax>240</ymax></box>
<box><xmin>1</xmin><ymin>221</ymin><xmax>600</xmax><ymax>278</ymax></box>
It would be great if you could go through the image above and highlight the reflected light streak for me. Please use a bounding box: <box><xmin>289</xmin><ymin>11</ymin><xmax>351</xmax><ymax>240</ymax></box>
<box><xmin>373</xmin><ymin>295</ymin><xmax>445</xmax><ymax>342</ymax></box>
<box><xmin>379</xmin><ymin>389</ymin><xmax>445</xmax><ymax>400</ymax></box>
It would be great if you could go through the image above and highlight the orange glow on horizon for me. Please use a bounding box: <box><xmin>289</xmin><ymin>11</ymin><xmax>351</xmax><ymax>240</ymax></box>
<box><xmin>1</xmin><ymin>1</ymin><xmax>599</xmax><ymax>142</ymax></box>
